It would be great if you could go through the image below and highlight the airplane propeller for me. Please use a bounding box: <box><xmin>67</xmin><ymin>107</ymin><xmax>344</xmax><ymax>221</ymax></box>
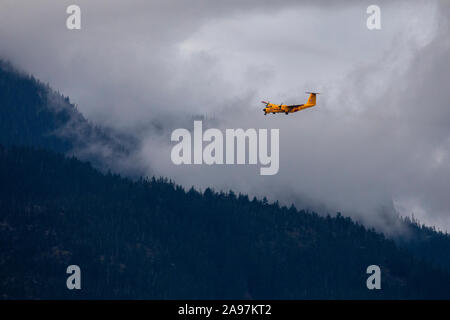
<box><xmin>261</xmin><ymin>101</ymin><xmax>269</xmax><ymax>112</ymax></box>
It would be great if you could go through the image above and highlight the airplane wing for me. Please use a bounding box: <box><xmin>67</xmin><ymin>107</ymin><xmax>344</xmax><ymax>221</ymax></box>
<box><xmin>286</xmin><ymin>104</ymin><xmax>303</xmax><ymax>109</ymax></box>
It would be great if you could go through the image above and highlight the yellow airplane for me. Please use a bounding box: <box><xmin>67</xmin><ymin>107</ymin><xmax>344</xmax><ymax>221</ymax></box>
<box><xmin>262</xmin><ymin>92</ymin><xmax>319</xmax><ymax>115</ymax></box>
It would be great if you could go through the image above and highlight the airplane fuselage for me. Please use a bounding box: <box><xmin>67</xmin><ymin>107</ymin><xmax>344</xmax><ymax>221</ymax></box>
<box><xmin>263</xmin><ymin>103</ymin><xmax>315</xmax><ymax>115</ymax></box>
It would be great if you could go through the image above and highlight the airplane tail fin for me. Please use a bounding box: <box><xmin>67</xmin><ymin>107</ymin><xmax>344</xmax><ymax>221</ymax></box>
<box><xmin>305</xmin><ymin>92</ymin><xmax>319</xmax><ymax>105</ymax></box>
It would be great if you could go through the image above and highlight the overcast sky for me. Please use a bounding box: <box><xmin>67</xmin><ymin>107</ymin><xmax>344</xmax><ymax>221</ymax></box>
<box><xmin>1</xmin><ymin>0</ymin><xmax>450</xmax><ymax>232</ymax></box>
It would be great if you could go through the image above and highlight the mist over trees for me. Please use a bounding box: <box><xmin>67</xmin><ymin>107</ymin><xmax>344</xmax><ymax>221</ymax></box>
<box><xmin>0</xmin><ymin>60</ymin><xmax>137</xmax><ymax>173</ymax></box>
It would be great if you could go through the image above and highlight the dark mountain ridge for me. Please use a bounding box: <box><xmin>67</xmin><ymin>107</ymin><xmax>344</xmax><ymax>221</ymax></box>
<box><xmin>1</xmin><ymin>145</ymin><xmax>450</xmax><ymax>299</ymax></box>
<box><xmin>1</xmin><ymin>60</ymin><xmax>450</xmax><ymax>299</ymax></box>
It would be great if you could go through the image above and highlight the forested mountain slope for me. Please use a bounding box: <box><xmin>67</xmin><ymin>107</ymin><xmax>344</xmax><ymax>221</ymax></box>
<box><xmin>0</xmin><ymin>60</ymin><xmax>136</xmax><ymax>171</ymax></box>
<box><xmin>2</xmin><ymin>60</ymin><xmax>450</xmax><ymax>299</ymax></box>
<box><xmin>1</xmin><ymin>146</ymin><xmax>450</xmax><ymax>299</ymax></box>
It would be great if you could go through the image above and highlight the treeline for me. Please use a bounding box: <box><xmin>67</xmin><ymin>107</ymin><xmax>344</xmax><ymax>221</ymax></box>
<box><xmin>1</xmin><ymin>145</ymin><xmax>450</xmax><ymax>299</ymax></box>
